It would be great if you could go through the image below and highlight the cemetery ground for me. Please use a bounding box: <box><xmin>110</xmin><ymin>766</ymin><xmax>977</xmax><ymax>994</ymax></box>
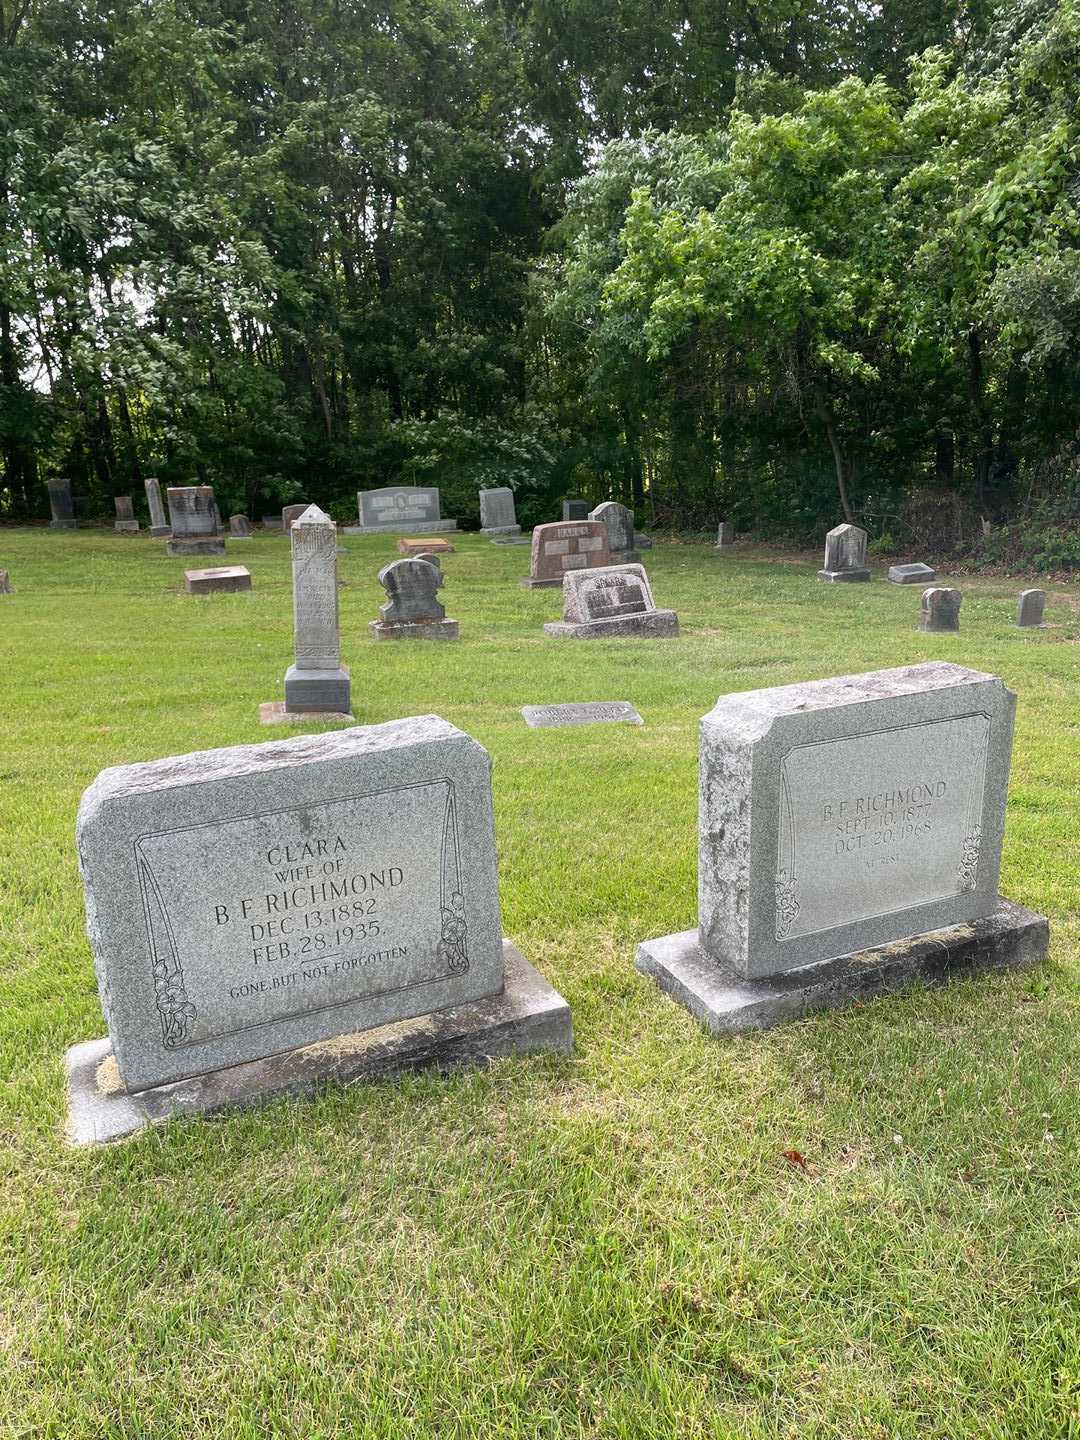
<box><xmin>1</xmin><ymin>527</ymin><xmax>1078</xmax><ymax>1440</ymax></box>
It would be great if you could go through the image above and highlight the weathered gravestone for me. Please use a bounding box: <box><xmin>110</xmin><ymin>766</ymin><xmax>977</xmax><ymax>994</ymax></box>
<box><xmin>113</xmin><ymin>496</ymin><xmax>139</xmax><ymax>533</ymax></box>
<box><xmin>920</xmin><ymin>587</ymin><xmax>961</xmax><ymax>633</ymax></box>
<box><xmin>589</xmin><ymin>501</ymin><xmax>638</xmax><ymax>564</ymax></box>
<box><xmin>562</xmin><ymin>499</ymin><xmax>591</xmax><ymax>521</ymax></box>
<box><xmin>282</xmin><ymin>503</ymin><xmax>309</xmax><ymax>533</ymax></box>
<box><xmin>522</xmin><ymin>520</ymin><xmax>610</xmax><ymax>588</ymax></box>
<box><xmin>0</xmin><ymin>570</ymin><xmax>12</xmax><ymax>594</ymax></box>
<box><xmin>370</xmin><ymin>558</ymin><xmax>458</xmax><ymax>641</ymax></box>
<box><xmin>47</xmin><ymin>478</ymin><xmax>77</xmax><ymax>530</ymax></box>
<box><xmin>397</xmin><ymin>536</ymin><xmax>454</xmax><ymax>556</ymax></box>
<box><xmin>636</xmin><ymin>662</ymin><xmax>1048</xmax><ymax>1032</ymax></box>
<box><xmin>543</xmin><ymin>563</ymin><xmax>679</xmax><ymax>639</ymax></box>
<box><xmin>479</xmin><ymin>487</ymin><xmax>522</xmax><ymax>538</ymax></box>
<box><xmin>166</xmin><ymin>487</ymin><xmax>225</xmax><ymax>557</ymax></box>
<box><xmin>715</xmin><ymin>522</ymin><xmax>736</xmax><ymax>549</ymax></box>
<box><xmin>230</xmin><ymin>514</ymin><xmax>252</xmax><ymax>537</ymax></box>
<box><xmin>144</xmin><ymin>477</ymin><xmax>170</xmax><ymax>537</ymax></box>
<box><xmin>413</xmin><ymin>552</ymin><xmax>441</xmax><ymax>570</ymax></box>
<box><xmin>1017</xmin><ymin>589</ymin><xmax>1046</xmax><ymax>628</ymax></box>
<box><xmin>346</xmin><ymin>486</ymin><xmax>457</xmax><ymax>535</ymax></box>
<box><xmin>67</xmin><ymin>717</ymin><xmax>573</xmax><ymax>1142</ymax></box>
<box><xmin>818</xmin><ymin>523</ymin><xmax>871</xmax><ymax>582</ymax></box>
<box><xmin>261</xmin><ymin>505</ymin><xmax>351</xmax><ymax>722</ymax></box>
<box><xmin>888</xmin><ymin>562</ymin><xmax>936</xmax><ymax>585</ymax></box>
<box><xmin>262</xmin><ymin>514</ymin><xmax>283</xmax><ymax>530</ymax></box>
<box><xmin>184</xmin><ymin>566</ymin><xmax>252</xmax><ymax>595</ymax></box>
<box><xmin>522</xmin><ymin>701</ymin><xmax>643</xmax><ymax>729</ymax></box>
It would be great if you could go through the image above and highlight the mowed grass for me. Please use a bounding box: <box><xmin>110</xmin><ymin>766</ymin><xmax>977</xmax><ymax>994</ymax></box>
<box><xmin>0</xmin><ymin>526</ymin><xmax>1078</xmax><ymax>1440</ymax></box>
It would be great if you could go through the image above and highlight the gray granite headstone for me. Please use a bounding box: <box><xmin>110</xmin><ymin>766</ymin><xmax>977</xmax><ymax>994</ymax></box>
<box><xmin>715</xmin><ymin>522</ymin><xmax>735</xmax><ymax>549</ymax></box>
<box><xmin>479</xmin><ymin>487</ymin><xmax>521</xmax><ymax>537</ymax></box>
<box><xmin>888</xmin><ymin>562</ymin><xmax>936</xmax><ymax>584</ymax></box>
<box><xmin>282</xmin><ymin>503</ymin><xmax>309</xmax><ymax>533</ymax></box>
<box><xmin>0</xmin><ymin>570</ymin><xmax>12</xmax><ymax>594</ymax></box>
<box><xmin>284</xmin><ymin>505</ymin><xmax>350</xmax><ymax>713</ymax></box>
<box><xmin>114</xmin><ymin>496</ymin><xmax>139</xmax><ymax>533</ymax></box>
<box><xmin>144</xmin><ymin>477</ymin><xmax>170</xmax><ymax>537</ymax></box>
<box><xmin>636</xmin><ymin>663</ymin><xmax>1047</xmax><ymax>1031</ymax></box>
<box><xmin>370</xmin><ymin>559</ymin><xmax>458</xmax><ymax>641</ymax></box>
<box><xmin>818</xmin><ymin>523</ymin><xmax>871</xmax><ymax>582</ymax></box>
<box><xmin>522</xmin><ymin>701</ymin><xmax>643</xmax><ymax>728</ymax></box>
<box><xmin>920</xmin><ymin>587</ymin><xmax>961</xmax><ymax>632</ymax></box>
<box><xmin>75</xmin><ymin>718</ymin><xmax>512</xmax><ymax>1093</ymax></box>
<box><xmin>47</xmin><ymin>478</ymin><xmax>77</xmax><ymax>530</ymax></box>
<box><xmin>230</xmin><ymin>514</ymin><xmax>252</xmax><ymax>537</ymax></box>
<box><xmin>348</xmin><ymin>486</ymin><xmax>457</xmax><ymax>535</ymax></box>
<box><xmin>166</xmin><ymin>487</ymin><xmax>225</xmax><ymax>556</ymax></box>
<box><xmin>543</xmin><ymin>563</ymin><xmax>679</xmax><ymax>639</ymax></box>
<box><xmin>561</xmin><ymin>499</ymin><xmax>591</xmax><ymax>521</ymax></box>
<box><xmin>1017</xmin><ymin>589</ymin><xmax>1046</xmax><ymax>628</ymax></box>
<box><xmin>589</xmin><ymin>501</ymin><xmax>637</xmax><ymax>564</ymax></box>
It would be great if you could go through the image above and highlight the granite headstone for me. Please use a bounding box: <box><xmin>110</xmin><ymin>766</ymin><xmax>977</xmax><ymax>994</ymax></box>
<box><xmin>522</xmin><ymin>521</ymin><xmax>610</xmax><ymax>588</ymax></box>
<box><xmin>589</xmin><ymin>502</ymin><xmax>637</xmax><ymax>564</ymax></box>
<box><xmin>144</xmin><ymin>477</ymin><xmax>171</xmax><ymax>537</ymax></box>
<box><xmin>521</xmin><ymin>701</ymin><xmax>643</xmax><ymax>729</ymax></box>
<box><xmin>47</xmin><ymin>478</ymin><xmax>77</xmax><ymax>530</ymax></box>
<box><xmin>114</xmin><ymin>496</ymin><xmax>139</xmax><ymax>533</ymax></box>
<box><xmin>282</xmin><ymin>505</ymin><xmax>350</xmax><ymax>714</ymax></box>
<box><xmin>920</xmin><ymin>587</ymin><xmax>961</xmax><ymax>632</ymax></box>
<box><xmin>230</xmin><ymin>514</ymin><xmax>252</xmax><ymax>537</ymax></box>
<box><xmin>166</xmin><ymin>487</ymin><xmax>225</xmax><ymax>557</ymax></box>
<box><xmin>370</xmin><ymin>558</ymin><xmax>458</xmax><ymax>641</ymax></box>
<box><xmin>1017</xmin><ymin>589</ymin><xmax>1046</xmax><ymax>628</ymax></box>
<box><xmin>636</xmin><ymin>662</ymin><xmax>1048</xmax><ymax>1031</ymax></box>
<box><xmin>818</xmin><ymin>523</ymin><xmax>871</xmax><ymax>582</ymax></box>
<box><xmin>479</xmin><ymin>487</ymin><xmax>521</xmax><ymax>538</ymax></box>
<box><xmin>561</xmin><ymin>499</ymin><xmax>591</xmax><ymax>521</ymax></box>
<box><xmin>0</xmin><ymin>570</ymin><xmax>12</xmax><ymax>594</ymax></box>
<box><xmin>543</xmin><ymin>562</ymin><xmax>679</xmax><ymax>638</ymax></box>
<box><xmin>348</xmin><ymin>486</ymin><xmax>457</xmax><ymax>535</ymax></box>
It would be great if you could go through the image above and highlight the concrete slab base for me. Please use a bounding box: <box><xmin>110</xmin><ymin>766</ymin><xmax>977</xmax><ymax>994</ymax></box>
<box><xmin>259</xmin><ymin>702</ymin><xmax>355</xmax><ymax>726</ymax></box>
<box><xmin>342</xmin><ymin>520</ymin><xmax>458</xmax><ymax>536</ymax></box>
<box><xmin>369</xmin><ymin>619</ymin><xmax>459</xmax><ymax>641</ymax></box>
<box><xmin>167</xmin><ymin>538</ymin><xmax>226</xmax><ymax>557</ymax></box>
<box><xmin>636</xmin><ymin>898</ymin><xmax>1048</xmax><ymax>1035</ymax></box>
<box><xmin>543</xmin><ymin>609</ymin><xmax>680</xmax><ymax>639</ymax></box>
<box><xmin>480</xmin><ymin>525</ymin><xmax>522</xmax><ymax>537</ymax></box>
<box><xmin>65</xmin><ymin>943</ymin><xmax>572</xmax><ymax>1145</ymax></box>
<box><xmin>284</xmin><ymin>664</ymin><xmax>350</xmax><ymax>712</ymax></box>
<box><xmin>149</xmin><ymin>526</ymin><xmax>171</xmax><ymax>539</ymax></box>
<box><xmin>817</xmin><ymin>568</ymin><xmax>871</xmax><ymax>582</ymax></box>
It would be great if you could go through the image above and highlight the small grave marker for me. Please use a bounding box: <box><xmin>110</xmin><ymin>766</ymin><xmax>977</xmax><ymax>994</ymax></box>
<box><xmin>888</xmin><ymin>562</ymin><xmax>936</xmax><ymax>584</ymax></box>
<box><xmin>184</xmin><ymin>566</ymin><xmax>251</xmax><ymax>595</ymax></box>
<box><xmin>370</xmin><ymin>558</ymin><xmax>458</xmax><ymax>640</ymax></box>
<box><xmin>818</xmin><ymin>523</ymin><xmax>871</xmax><ymax>582</ymax></box>
<box><xmin>920</xmin><ymin>587</ymin><xmax>961</xmax><ymax>632</ymax></box>
<box><xmin>1017</xmin><ymin>589</ymin><xmax>1046</xmax><ymax>628</ymax></box>
<box><xmin>522</xmin><ymin>701</ymin><xmax>643</xmax><ymax>729</ymax></box>
<box><xmin>543</xmin><ymin>563</ymin><xmax>679</xmax><ymax>639</ymax></box>
<box><xmin>166</xmin><ymin>487</ymin><xmax>225</xmax><ymax>557</ymax></box>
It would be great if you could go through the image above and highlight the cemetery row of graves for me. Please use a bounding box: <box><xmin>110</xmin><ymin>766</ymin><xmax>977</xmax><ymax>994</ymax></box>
<box><xmin>0</xmin><ymin>479</ymin><xmax>1058</xmax><ymax>1142</ymax></box>
<box><xmin>2</xmin><ymin>493</ymin><xmax>1075</xmax><ymax>1436</ymax></box>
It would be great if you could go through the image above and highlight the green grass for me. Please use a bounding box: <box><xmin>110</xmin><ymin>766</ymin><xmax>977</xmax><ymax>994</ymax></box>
<box><xmin>0</xmin><ymin>527</ymin><xmax>1078</xmax><ymax>1440</ymax></box>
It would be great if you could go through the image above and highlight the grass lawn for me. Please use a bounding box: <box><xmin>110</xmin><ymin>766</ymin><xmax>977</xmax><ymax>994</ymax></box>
<box><xmin>0</xmin><ymin>526</ymin><xmax>1078</xmax><ymax>1439</ymax></box>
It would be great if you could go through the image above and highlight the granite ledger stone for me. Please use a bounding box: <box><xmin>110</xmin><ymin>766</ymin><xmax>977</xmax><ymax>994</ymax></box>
<box><xmin>72</xmin><ymin>717</ymin><xmax>571</xmax><ymax>1120</ymax></box>
<box><xmin>166</xmin><ymin>486</ymin><xmax>225</xmax><ymax>557</ymax></box>
<box><xmin>397</xmin><ymin>537</ymin><xmax>454</xmax><ymax>556</ymax></box>
<box><xmin>920</xmin><ymin>587</ymin><xmax>961</xmax><ymax>632</ymax></box>
<box><xmin>589</xmin><ymin>501</ymin><xmax>637</xmax><ymax>564</ymax></box>
<box><xmin>522</xmin><ymin>520</ymin><xmax>610</xmax><ymax>588</ymax></box>
<box><xmin>144</xmin><ymin>477</ymin><xmax>170</xmax><ymax>537</ymax></box>
<box><xmin>1017</xmin><ymin>589</ymin><xmax>1046</xmax><ymax>628</ymax></box>
<box><xmin>370</xmin><ymin>558</ymin><xmax>459</xmax><ymax>640</ymax></box>
<box><xmin>348</xmin><ymin>486</ymin><xmax>457</xmax><ymax>535</ymax></box>
<box><xmin>114</xmin><ymin>496</ymin><xmax>139</xmax><ymax>533</ymax></box>
<box><xmin>479</xmin><ymin>487</ymin><xmax>521</xmax><ymax>537</ymax></box>
<box><xmin>184</xmin><ymin>566</ymin><xmax>252</xmax><ymax>595</ymax></box>
<box><xmin>47</xmin><ymin>478</ymin><xmax>77</xmax><ymax>530</ymax></box>
<box><xmin>283</xmin><ymin>504</ymin><xmax>350</xmax><ymax>714</ymax></box>
<box><xmin>818</xmin><ymin>523</ymin><xmax>871</xmax><ymax>582</ymax></box>
<box><xmin>522</xmin><ymin>701</ymin><xmax>643</xmax><ymax>728</ymax></box>
<box><xmin>636</xmin><ymin>663</ymin><xmax>1047</xmax><ymax>1030</ymax></box>
<box><xmin>543</xmin><ymin>562</ymin><xmax>679</xmax><ymax>639</ymax></box>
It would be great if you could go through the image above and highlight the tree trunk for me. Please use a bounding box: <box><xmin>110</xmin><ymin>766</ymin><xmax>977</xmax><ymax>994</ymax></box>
<box><xmin>819</xmin><ymin>400</ymin><xmax>854</xmax><ymax>522</ymax></box>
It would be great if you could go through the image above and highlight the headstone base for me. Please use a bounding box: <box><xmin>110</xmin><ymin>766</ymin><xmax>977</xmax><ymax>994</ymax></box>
<box><xmin>259</xmin><ymin>701</ymin><xmax>354</xmax><ymax>726</ymax></box>
<box><xmin>818</xmin><ymin>567</ymin><xmax>871</xmax><ymax>583</ymax></box>
<box><xmin>114</xmin><ymin>521</ymin><xmax>140</xmax><ymax>533</ymax></box>
<box><xmin>636</xmin><ymin>898</ymin><xmax>1047</xmax><ymax>1036</ymax></box>
<box><xmin>49</xmin><ymin>520</ymin><xmax>78</xmax><ymax>531</ymax></box>
<box><xmin>283</xmin><ymin>664</ymin><xmax>351</xmax><ymax>712</ymax></box>
<box><xmin>184</xmin><ymin>566</ymin><xmax>251</xmax><ymax>594</ymax></box>
<box><xmin>369</xmin><ymin>619</ymin><xmax>459</xmax><ymax>641</ymax></box>
<box><xmin>342</xmin><ymin>520</ymin><xmax>458</xmax><ymax>536</ymax></box>
<box><xmin>543</xmin><ymin>610</ymin><xmax>679</xmax><ymax>639</ymax></box>
<box><xmin>149</xmin><ymin>526</ymin><xmax>171</xmax><ymax>539</ymax></box>
<box><xmin>167</xmin><ymin>538</ymin><xmax>226</xmax><ymax>557</ymax></box>
<box><xmin>64</xmin><ymin>943</ymin><xmax>571</xmax><ymax>1145</ymax></box>
<box><xmin>521</xmin><ymin>576</ymin><xmax>564</xmax><ymax>589</ymax></box>
<box><xmin>480</xmin><ymin>525</ymin><xmax>522</xmax><ymax>537</ymax></box>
